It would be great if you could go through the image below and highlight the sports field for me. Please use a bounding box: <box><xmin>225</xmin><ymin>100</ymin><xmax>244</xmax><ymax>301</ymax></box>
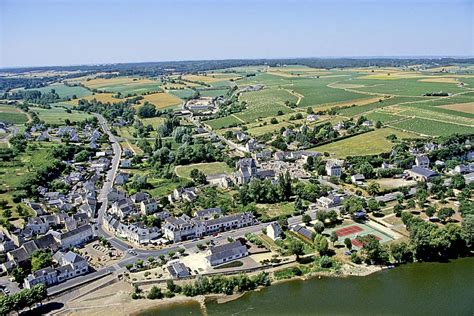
<box><xmin>326</xmin><ymin>223</ymin><xmax>393</xmax><ymax>249</ymax></box>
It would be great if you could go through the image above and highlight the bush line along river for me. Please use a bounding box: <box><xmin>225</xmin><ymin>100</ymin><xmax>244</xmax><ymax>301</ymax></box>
<box><xmin>139</xmin><ymin>257</ymin><xmax>474</xmax><ymax>316</ymax></box>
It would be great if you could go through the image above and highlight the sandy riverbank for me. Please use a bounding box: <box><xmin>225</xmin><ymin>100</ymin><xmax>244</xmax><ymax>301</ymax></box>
<box><xmin>60</xmin><ymin>262</ymin><xmax>383</xmax><ymax>316</ymax></box>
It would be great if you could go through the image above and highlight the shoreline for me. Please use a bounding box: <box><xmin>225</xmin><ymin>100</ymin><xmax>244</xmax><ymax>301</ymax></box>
<box><xmin>63</xmin><ymin>262</ymin><xmax>384</xmax><ymax>316</ymax></box>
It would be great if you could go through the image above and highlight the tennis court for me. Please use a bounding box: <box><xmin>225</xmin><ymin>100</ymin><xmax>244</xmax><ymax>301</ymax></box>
<box><xmin>335</xmin><ymin>225</ymin><xmax>363</xmax><ymax>237</ymax></box>
<box><xmin>351</xmin><ymin>235</ymin><xmax>382</xmax><ymax>248</ymax></box>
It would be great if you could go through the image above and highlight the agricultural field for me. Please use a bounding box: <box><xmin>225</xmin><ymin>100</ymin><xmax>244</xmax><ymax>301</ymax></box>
<box><xmin>82</xmin><ymin>77</ymin><xmax>162</xmax><ymax>95</ymax></box>
<box><xmin>31</xmin><ymin>105</ymin><xmax>93</xmax><ymax>124</ymax></box>
<box><xmin>236</xmin><ymin>88</ymin><xmax>297</xmax><ymax>122</ymax></box>
<box><xmin>198</xmin><ymin>88</ymin><xmax>229</xmax><ymax>98</ymax></box>
<box><xmin>168</xmin><ymin>89</ymin><xmax>196</xmax><ymax>99</ymax></box>
<box><xmin>23</xmin><ymin>83</ymin><xmax>92</xmax><ymax>99</ymax></box>
<box><xmin>365</xmin><ymin>111</ymin><xmax>404</xmax><ymax>123</ymax></box>
<box><xmin>175</xmin><ymin>162</ymin><xmax>233</xmax><ymax>179</ymax></box>
<box><xmin>183</xmin><ymin>74</ymin><xmax>240</xmax><ymax>84</ymax></box>
<box><xmin>66</xmin><ymin>93</ymin><xmax>125</xmax><ymax>105</ymax></box>
<box><xmin>139</xmin><ymin>92</ymin><xmax>182</xmax><ymax>109</ymax></box>
<box><xmin>346</xmin><ymin>78</ymin><xmax>465</xmax><ymax>96</ymax></box>
<box><xmin>309</xmin><ymin>128</ymin><xmax>420</xmax><ymax>158</ymax></box>
<box><xmin>291</xmin><ymin>78</ymin><xmax>369</xmax><ymax>108</ymax></box>
<box><xmin>205</xmin><ymin>115</ymin><xmax>243</xmax><ymax>129</ymax></box>
<box><xmin>0</xmin><ymin>105</ymin><xmax>29</xmax><ymax>124</ymax></box>
<box><xmin>337</xmin><ymin>96</ymin><xmax>422</xmax><ymax>116</ymax></box>
<box><xmin>390</xmin><ymin>117</ymin><xmax>473</xmax><ymax>137</ymax></box>
<box><xmin>394</xmin><ymin>107</ymin><xmax>474</xmax><ymax>126</ymax></box>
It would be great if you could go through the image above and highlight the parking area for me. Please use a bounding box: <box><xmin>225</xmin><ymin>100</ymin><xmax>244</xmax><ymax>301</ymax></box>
<box><xmin>77</xmin><ymin>241</ymin><xmax>124</xmax><ymax>269</ymax></box>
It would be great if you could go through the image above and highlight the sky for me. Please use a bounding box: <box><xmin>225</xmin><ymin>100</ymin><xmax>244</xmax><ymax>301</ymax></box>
<box><xmin>0</xmin><ymin>0</ymin><xmax>473</xmax><ymax>68</ymax></box>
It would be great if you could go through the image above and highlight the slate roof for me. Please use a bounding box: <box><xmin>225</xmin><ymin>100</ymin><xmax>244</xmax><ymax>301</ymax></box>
<box><xmin>208</xmin><ymin>240</ymin><xmax>247</xmax><ymax>263</ymax></box>
<box><xmin>167</xmin><ymin>262</ymin><xmax>190</xmax><ymax>278</ymax></box>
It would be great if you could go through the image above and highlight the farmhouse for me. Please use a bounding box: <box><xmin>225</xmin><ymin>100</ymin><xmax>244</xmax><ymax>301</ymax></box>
<box><xmin>266</xmin><ymin>222</ymin><xmax>282</xmax><ymax>241</ymax></box>
<box><xmin>415</xmin><ymin>155</ymin><xmax>430</xmax><ymax>168</ymax></box>
<box><xmin>405</xmin><ymin>166</ymin><xmax>438</xmax><ymax>182</ymax></box>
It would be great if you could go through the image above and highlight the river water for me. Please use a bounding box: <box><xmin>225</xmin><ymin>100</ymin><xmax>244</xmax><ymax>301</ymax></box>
<box><xmin>139</xmin><ymin>257</ymin><xmax>474</xmax><ymax>316</ymax></box>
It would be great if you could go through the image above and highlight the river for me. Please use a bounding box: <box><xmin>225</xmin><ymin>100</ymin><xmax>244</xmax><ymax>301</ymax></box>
<box><xmin>139</xmin><ymin>257</ymin><xmax>474</xmax><ymax>316</ymax></box>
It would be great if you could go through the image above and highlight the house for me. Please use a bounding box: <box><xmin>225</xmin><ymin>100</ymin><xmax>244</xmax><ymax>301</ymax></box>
<box><xmin>266</xmin><ymin>222</ymin><xmax>281</xmax><ymax>241</ymax></box>
<box><xmin>326</xmin><ymin>160</ymin><xmax>342</xmax><ymax>177</ymax></box>
<box><xmin>454</xmin><ymin>163</ymin><xmax>474</xmax><ymax>174</ymax></box>
<box><xmin>167</xmin><ymin>261</ymin><xmax>191</xmax><ymax>279</ymax></box>
<box><xmin>115</xmin><ymin>172</ymin><xmax>130</xmax><ymax>185</ymax></box>
<box><xmin>120</xmin><ymin>159</ymin><xmax>132</xmax><ymax>168</ymax></box>
<box><xmin>25</xmin><ymin>217</ymin><xmax>49</xmax><ymax>235</ymax></box>
<box><xmin>140</xmin><ymin>198</ymin><xmax>158</xmax><ymax>215</ymax></box>
<box><xmin>362</xmin><ymin>120</ymin><xmax>372</xmax><ymax>127</ymax></box>
<box><xmin>306</xmin><ymin>114</ymin><xmax>318</xmax><ymax>122</ymax></box>
<box><xmin>206</xmin><ymin>240</ymin><xmax>248</xmax><ymax>266</ymax></box>
<box><xmin>290</xmin><ymin>225</ymin><xmax>314</xmax><ymax>241</ymax></box>
<box><xmin>206</xmin><ymin>173</ymin><xmax>233</xmax><ymax>189</ymax></box>
<box><xmin>193</xmin><ymin>208</ymin><xmax>222</xmax><ymax>220</ymax></box>
<box><xmin>282</xmin><ymin>128</ymin><xmax>295</xmax><ymax>138</ymax></box>
<box><xmin>255</xmin><ymin>150</ymin><xmax>272</xmax><ymax>161</ymax></box>
<box><xmin>317</xmin><ymin>194</ymin><xmax>341</xmax><ymax>208</ymax></box>
<box><xmin>53</xmin><ymin>224</ymin><xmax>94</xmax><ymax>250</ymax></box>
<box><xmin>24</xmin><ymin>251</ymin><xmax>89</xmax><ymax>289</ymax></box>
<box><xmin>415</xmin><ymin>155</ymin><xmax>430</xmax><ymax>168</ymax></box>
<box><xmin>405</xmin><ymin>166</ymin><xmax>438</xmax><ymax>182</ymax></box>
<box><xmin>168</xmin><ymin>187</ymin><xmax>197</xmax><ymax>204</ymax></box>
<box><xmin>163</xmin><ymin>215</ymin><xmax>203</xmax><ymax>242</ymax></box>
<box><xmin>245</xmin><ymin>139</ymin><xmax>259</xmax><ymax>152</ymax></box>
<box><xmin>110</xmin><ymin>198</ymin><xmax>134</xmax><ymax>218</ymax></box>
<box><xmin>234</xmin><ymin>131</ymin><xmax>248</xmax><ymax>142</ymax></box>
<box><xmin>351</xmin><ymin>174</ymin><xmax>365</xmax><ymax>184</ymax></box>
<box><xmin>233</xmin><ymin>158</ymin><xmax>258</xmax><ymax>185</ymax></box>
<box><xmin>131</xmin><ymin>192</ymin><xmax>149</xmax><ymax>203</ymax></box>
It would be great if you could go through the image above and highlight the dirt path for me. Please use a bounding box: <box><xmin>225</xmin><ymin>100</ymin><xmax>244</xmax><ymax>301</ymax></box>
<box><xmin>231</xmin><ymin>114</ymin><xmax>245</xmax><ymax>123</ymax></box>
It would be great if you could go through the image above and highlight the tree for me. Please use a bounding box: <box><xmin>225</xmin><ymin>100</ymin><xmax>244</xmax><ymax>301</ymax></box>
<box><xmin>357</xmin><ymin>234</ymin><xmax>389</xmax><ymax>265</ymax></box>
<box><xmin>344</xmin><ymin>237</ymin><xmax>352</xmax><ymax>250</ymax></box>
<box><xmin>147</xmin><ymin>286</ymin><xmax>163</xmax><ymax>299</ymax></box>
<box><xmin>302</xmin><ymin>214</ymin><xmax>311</xmax><ymax>225</ymax></box>
<box><xmin>190</xmin><ymin>169</ymin><xmax>207</xmax><ymax>185</ymax></box>
<box><xmin>438</xmin><ymin>207</ymin><xmax>454</xmax><ymax>222</ymax></box>
<box><xmin>2</xmin><ymin>209</ymin><xmax>12</xmax><ymax>218</ymax></box>
<box><xmin>294</xmin><ymin>196</ymin><xmax>305</xmax><ymax>214</ymax></box>
<box><xmin>316</xmin><ymin>236</ymin><xmax>329</xmax><ymax>255</ymax></box>
<box><xmin>313</xmin><ymin>221</ymin><xmax>325</xmax><ymax>234</ymax></box>
<box><xmin>288</xmin><ymin>239</ymin><xmax>304</xmax><ymax>261</ymax></box>
<box><xmin>329</xmin><ymin>231</ymin><xmax>338</xmax><ymax>245</ymax></box>
<box><xmin>367</xmin><ymin>198</ymin><xmax>380</xmax><ymax>213</ymax></box>
<box><xmin>31</xmin><ymin>250</ymin><xmax>52</xmax><ymax>272</ymax></box>
<box><xmin>462</xmin><ymin>214</ymin><xmax>474</xmax><ymax>247</ymax></box>
<box><xmin>390</xmin><ymin>242</ymin><xmax>413</xmax><ymax>264</ymax></box>
<box><xmin>425</xmin><ymin>206</ymin><xmax>436</xmax><ymax>217</ymax></box>
<box><xmin>367</xmin><ymin>182</ymin><xmax>380</xmax><ymax>196</ymax></box>
<box><xmin>341</xmin><ymin>196</ymin><xmax>365</xmax><ymax>215</ymax></box>
<box><xmin>137</xmin><ymin>102</ymin><xmax>156</xmax><ymax>118</ymax></box>
<box><xmin>11</xmin><ymin>267</ymin><xmax>27</xmax><ymax>284</ymax></box>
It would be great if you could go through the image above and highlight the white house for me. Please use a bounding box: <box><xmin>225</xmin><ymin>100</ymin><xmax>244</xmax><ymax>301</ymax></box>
<box><xmin>206</xmin><ymin>240</ymin><xmax>248</xmax><ymax>266</ymax></box>
<box><xmin>266</xmin><ymin>222</ymin><xmax>281</xmax><ymax>241</ymax></box>
<box><xmin>415</xmin><ymin>155</ymin><xmax>430</xmax><ymax>168</ymax></box>
<box><xmin>326</xmin><ymin>160</ymin><xmax>342</xmax><ymax>177</ymax></box>
<box><xmin>140</xmin><ymin>198</ymin><xmax>158</xmax><ymax>215</ymax></box>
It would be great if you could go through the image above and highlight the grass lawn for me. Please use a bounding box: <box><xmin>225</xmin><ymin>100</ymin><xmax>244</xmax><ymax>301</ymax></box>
<box><xmin>309</xmin><ymin>128</ymin><xmax>420</xmax><ymax>158</ymax></box>
<box><xmin>175</xmin><ymin>162</ymin><xmax>233</xmax><ymax>179</ymax></box>
<box><xmin>205</xmin><ymin>115</ymin><xmax>243</xmax><ymax>130</ymax></box>
<box><xmin>145</xmin><ymin>177</ymin><xmax>190</xmax><ymax>197</ymax></box>
<box><xmin>256</xmin><ymin>202</ymin><xmax>295</xmax><ymax>220</ymax></box>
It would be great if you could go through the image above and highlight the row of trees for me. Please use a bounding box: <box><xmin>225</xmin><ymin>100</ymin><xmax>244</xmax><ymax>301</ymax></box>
<box><xmin>0</xmin><ymin>284</ymin><xmax>47</xmax><ymax>315</ymax></box>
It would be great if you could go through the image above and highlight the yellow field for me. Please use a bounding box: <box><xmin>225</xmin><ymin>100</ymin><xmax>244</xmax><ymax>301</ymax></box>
<box><xmin>438</xmin><ymin>102</ymin><xmax>474</xmax><ymax>114</ymax></box>
<box><xmin>83</xmin><ymin>77</ymin><xmax>157</xmax><ymax>89</ymax></box>
<box><xmin>66</xmin><ymin>93</ymin><xmax>125</xmax><ymax>105</ymax></box>
<box><xmin>182</xmin><ymin>74</ymin><xmax>238</xmax><ymax>83</ymax></box>
<box><xmin>138</xmin><ymin>92</ymin><xmax>182</xmax><ymax>109</ymax></box>
<box><xmin>359</xmin><ymin>72</ymin><xmax>426</xmax><ymax>80</ymax></box>
<box><xmin>316</xmin><ymin>96</ymin><xmax>386</xmax><ymax>112</ymax></box>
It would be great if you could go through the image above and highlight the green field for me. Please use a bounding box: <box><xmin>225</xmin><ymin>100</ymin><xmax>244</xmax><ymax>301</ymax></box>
<box><xmin>175</xmin><ymin>162</ymin><xmax>233</xmax><ymax>179</ymax></box>
<box><xmin>24</xmin><ymin>84</ymin><xmax>92</xmax><ymax>99</ymax></box>
<box><xmin>168</xmin><ymin>89</ymin><xmax>196</xmax><ymax>99</ymax></box>
<box><xmin>31</xmin><ymin>105</ymin><xmax>94</xmax><ymax>124</ymax></box>
<box><xmin>390</xmin><ymin>118</ymin><xmax>473</xmax><ymax>137</ymax></box>
<box><xmin>365</xmin><ymin>111</ymin><xmax>404</xmax><ymax>123</ymax></box>
<box><xmin>337</xmin><ymin>96</ymin><xmax>422</xmax><ymax>116</ymax></box>
<box><xmin>205</xmin><ymin>115</ymin><xmax>243</xmax><ymax>129</ymax></box>
<box><xmin>236</xmin><ymin>88</ymin><xmax>297</xmax><ymax>122</ymax></box>
<box><xmin>309</xmin><ymin>128</ymin><xmax>420</xmax><ymax>158</ymax></box>
<box><xmin>291</xmin><ymin>78</ymin><xmax>368</xmax><ymax>107</ymax></box>
<box><xmin>198</xmin><ymin>88</ymin><xmax>229</xmax><ymax>98</ymax></box>
<box><xmin>0</xmin><ymin>105</ymin><xmax>29</xmax><ymax>124</ymax></box>
<box><xmin>348</xmin><ymin>78</ymin><xmax>464</xmax><ymax>96</ymax></box>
